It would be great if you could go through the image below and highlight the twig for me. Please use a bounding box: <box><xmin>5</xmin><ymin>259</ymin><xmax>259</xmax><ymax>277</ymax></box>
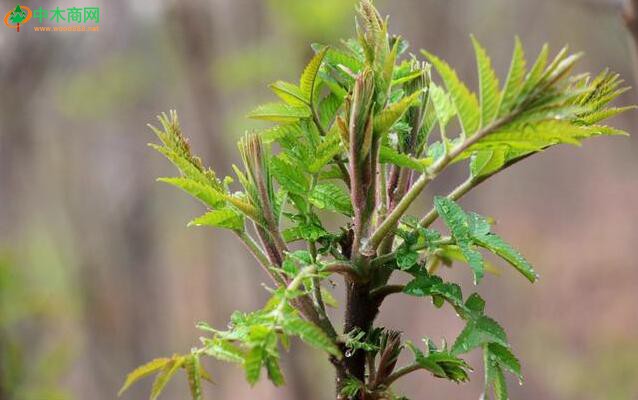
<box><xmin>382</xmin><ymin>363</ymin><xmax>422</xmax><ymax>387</ymax></box>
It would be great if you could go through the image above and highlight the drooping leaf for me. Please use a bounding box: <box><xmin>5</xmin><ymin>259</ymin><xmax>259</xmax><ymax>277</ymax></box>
<box><xmin>150</xmin><ymin>356</ymin><xmax>185</xmax><ymax>400</ymax></box>
<box><xmin>452</xmin><ymin>316</ymin><xmax>508</xmax><ymax>355</ymax></box>
<box><xmin>185</xmin><ymin>354</ymin><xmax>203</xmax><ymax>400</ymax></box>
<box><xmin>265</xmin><ymin>356</ymin><xmax>286</xmax><ymax>386</ymax></box>
<box><xmin>434</xmin><ymin>197</ymin><xmax>485</xmax><ymax>283</ymax></box>
<box><xmin>244</xmin><ymin>347</ymin><xmax>264</xmax><ymax>385</ymax></box>
<box><xmin>282</xmin><ymin>317</ymin><xmax>341</xmax><ymax>358</ymax></box>
<box><xmin>487</xmin><ymin>343</ymin><xmax>522</xmax><ymax>380</ymax></box>
<box><xmin>473</xmin><ymin>231</ymin><xmax>537</xmax><ymax>283</ymax></box>
<box><xmin>119</xmin><ymin>358</ymin><xmax>171</xmax><ymax>396</ymax></box>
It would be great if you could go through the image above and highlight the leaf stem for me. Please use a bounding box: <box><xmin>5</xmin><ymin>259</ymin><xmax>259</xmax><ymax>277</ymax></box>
<box><xmin>236</xmin><ymin>231</ymin><xmax>284</xmax><ymax>285</ymax></box>
<box><xmin>383</xmin><ymin>363</ymin><xmax>422</xmax><ymax>386</ymax></box>
<box><xmin>365</xmin><ymin>117</ymin><xmax>510</xmax><ymax>254</ymax></box>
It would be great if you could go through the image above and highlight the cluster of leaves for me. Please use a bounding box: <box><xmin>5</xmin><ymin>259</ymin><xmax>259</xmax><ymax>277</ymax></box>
<box><xmin>121</xmin><ymin>1</ymin><xmax>630</xmax><ymax>399</ymax></box>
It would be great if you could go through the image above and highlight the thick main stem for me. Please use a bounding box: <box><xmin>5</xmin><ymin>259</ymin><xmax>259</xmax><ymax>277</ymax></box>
<box><xmin>336</xmin><ymin>280</ymin><xmax>381</xmax><ymax>399</ymax></box>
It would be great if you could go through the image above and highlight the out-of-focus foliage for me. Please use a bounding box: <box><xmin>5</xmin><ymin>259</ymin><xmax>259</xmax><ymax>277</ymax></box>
<box><xmin>0</xmin><ymin>240</ymin><xmax>75</xmax><ymax>400</ymax></box>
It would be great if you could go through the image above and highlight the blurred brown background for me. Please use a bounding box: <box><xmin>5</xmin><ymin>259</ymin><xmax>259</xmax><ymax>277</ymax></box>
<box><xmin>1</xmin><ymin>0</ymin><xmax>637</xmax><ymax>399</ymax></box>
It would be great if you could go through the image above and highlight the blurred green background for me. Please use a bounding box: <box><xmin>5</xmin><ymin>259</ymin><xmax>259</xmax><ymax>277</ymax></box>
<box><xmin>1</xmin><ymin>0</ymin><xmax>637</xmax><ymax>399</ymax></box>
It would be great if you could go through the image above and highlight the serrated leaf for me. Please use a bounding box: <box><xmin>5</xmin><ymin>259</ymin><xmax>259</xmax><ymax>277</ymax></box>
<box><xmin>150</xmin><ymin>356</ymin><xmax>184</xmax><ymax>400</ymax></box>
<box><xmin>244</xmin><ymin>347</ymin><xmax>264</xmax><ymax>385</ymax></box>
<box><xmin>452</xmin><ymin>316</ymin><xmax>508</xmax><ymax>355</ymax></box>
<box><xmin>379</xmin><ymin>146</ymin><xmax>432</xmax><ymax>172</ymax></box>
<box><xmin>118</xmin><ymin>358</ymin><xmax>171</xmax><ymax>396</ymax></box>
<box><xmin>465</xmin><ymin>293</ymin><xmax>486</xmax><ymax>315</ymax></box>
<box><xmin>423</xmin><ymin>50</ymin><xmax>480</xmax><ymax>135</ymax></box>
<box><xmin>520</xmin><ymin>44</ymin><xmax>549</xmax><ymax>98</ymax></box>
<box><xmin>308</xmin><ymin>129</ymin><xmax>342</xmax><ymax>173</ymax></box>
<box><xmin>282</xmin><ymin>317</ymin><xmax>341</xmax><ymax>358</ymax></box>
<box><xmin>396</xmin><ymin>246</ymin><xmax>419</xmax><ymax>270</ymax></box>
<box><xmin>270</xmin><ymin>81</ymin><xmax>308</xmax><ymax>106</ymax></box>
<box><xmin>265</xmin><ymin>356</ymin><xmax>285</xmax><ymax>386</ymax></box>
<box><xmin>247</xmin><ymin>102</ymin><xmax>311</xmax><ymax>123</ymax></box>
<box><xmin>488</xmin><ymin>343</ymin><xmax>522</xmax><ymax>380</ymax></box>
<box><xmin>185</xmin><ymin>354</ymin><xmax>203</xmax><ymax>400</ymax></box>
<box><xmin>318</xmin><ymin>93</ymin><xmax>344</xmax><ymax>128</ymax></box>
<box><xmin>466</xmin><ymin>120</ymin><xmax>597</xmax><ymax>154</ymax></box>
<box><xmin>498</xmin><ymin>38</ymin><xmax>527</xmax><ymax>116</ymax></box>
<box><xmin>300</xmin><ymin>47</ymin><xmax>329</xmax><ymax>100</ymax></box>
<box><xmin>470</xmin><ymin>149</ymin><xmax>506</xmax><ymax>178</ymax></box>
<box><xmin>471</xmin><ymin>36</ymin><xmax>501</xmax><ymax>127</ymax></box>
<box><xmin>373</xmin><ymin>90</ymin><xmax>423</xmax><ymax>138</ymax></box>
<box><xmin>188</xmin><ymin>208</ymin><xmax>244</xmax><ymax>231</ymax></box>
<box><xmin>157</xmin><ymin>177</ymin><xmax>226</xmax><ymax>209</ymax></box>
<box><xmin>309</xmin><ymin>183</ymin><xmax>353</xmax><ymax>216</ymax></box>
<box><xmin>202</xmin><ymin>338</ymin><xmax>245</xmax><ymax>364</ymax></box>
<box><xmin>430</xmin><ymin>84</ymin><xmax>456</xmax><ymax>132</ymax></box>
<box><xmin>472</xmin><ymin>229</ymin><xmax>537</xmax><ymax>282</ymax></box>
<box><xmin>271</xmin><ymin>157</ymin><xmax>309</xmax><ymax>195</ymax></box>
<box><xmin>434</xmin><ymin>197</ymin><xmax>485</xmax><ymax>283</ymax></box>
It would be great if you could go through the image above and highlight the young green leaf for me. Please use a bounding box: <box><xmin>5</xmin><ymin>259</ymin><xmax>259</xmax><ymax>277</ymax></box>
<box><xmin>157</xmin><ymin>177</ymin><xmax>226</xmax><ymax>209</ymax></box>
<box><xmin>248</xmin><ymin>102</ymin><xmax>311</xmax><ymax>123</ymax></box>
<box><xmin>185</xmin><ymin>354</ymin><xmax>203</xmax><ymax>400</ymax></box>
<box><xmin>379</xmin><ymin>146</ymin><xmax>432</xmax><ymax>172</ymax></box>
<box><xmin>473</xmin><ymin>231</ymin><xmax>537</xmax><ymax>282</ymax></box>
<box><xmin>300</xmin><ymin>47</ymin><xmax>329</xmax><ymax>101</ymax></box>
<box><xmin>469</xmin><ymin>149</ymin><xmax>506</xmax><ymax>178</ymax></box>
<box><xmin>118</xmin><ymin>358</ymin><xmax>171</xmax><ymax>396</ymax></box>
<box><xmin>244</xmin><ymin>347</ymin><xmax>264</xmax><ymax>385</ymax></box>
<box><xmin>498</xmin><ymin>37</ymin><xmax>527</xmax><ymax>116</ymax></box>
<box><xmin>309</xmin><ymin>183</ymin><xmax>353</xmax><ymax>216</ymax></box>
<box><xmin>282</xmin><ymin>317</ymin><xmax>341</xmax><ymax>358</ymax></box>
<box><xmin>271</xmin><ymin>157</ymin><xmax>310</xmax><ymax>195</ymax></box>
<box><xmin>270</xmin><ymin>81</ymin><xmax>309</xmax><ymax>106</ymax></box>
<box><xmin>471</xmin><ymin>36</ymin><xmax>500</xmax><ymax>127</ymax></box>
<box><xmin>434</xmin><ymin>197</ymin><xmax>485</xmax><ymax>283</ymax></box>
<box><xmin>423</xmin><ymin>50</ymin><xmax>481</xmax><ymax>135</ymax></box>
<box><xmin>150</xmin><ymin>356</ymin><xmax>185</xmax><ymax>400</ymax></box>
<box><xmin>452</xmin><ymin>316</ymin><xmax>508</xmax><ymax>355</ymax></box>
<box><xmin>188</xmin><ymin>209</ymin><xmax>244</xmax><ymax>231</ymax></box>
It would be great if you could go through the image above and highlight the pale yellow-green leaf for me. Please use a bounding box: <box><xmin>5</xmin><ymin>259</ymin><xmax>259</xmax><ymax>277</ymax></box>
<box><xmin>300</xmin><ymin>47</ymin><xmax>329</xmax><ymax>101</ymax></box>
<box><xmin>247</xmin><ymin>102</ymin><xmax>311</xmax><ymax>123</ymax></box>
<box><xmin>423</xmin><ymin>50</ymin><xmax>481</xmax><ymax>135</ymax></box>
<box><xmin>471</xmin><ymin>36</ymin><xmax>500</xmax><ymax>127</ymax></box>
<box><xmin>498</xmin><ymin>37</ymin><xmax>527</xmax><ymax>116</ymax></box>
<box><xmin>188</xmin><ymin>209</ymin><xmax>244</xmax><ymax>231</ymax></box>
<box><xmin>118</xmin><ymin>358</ymin><xmax>171</xmax><ymax>396</ymax></box>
